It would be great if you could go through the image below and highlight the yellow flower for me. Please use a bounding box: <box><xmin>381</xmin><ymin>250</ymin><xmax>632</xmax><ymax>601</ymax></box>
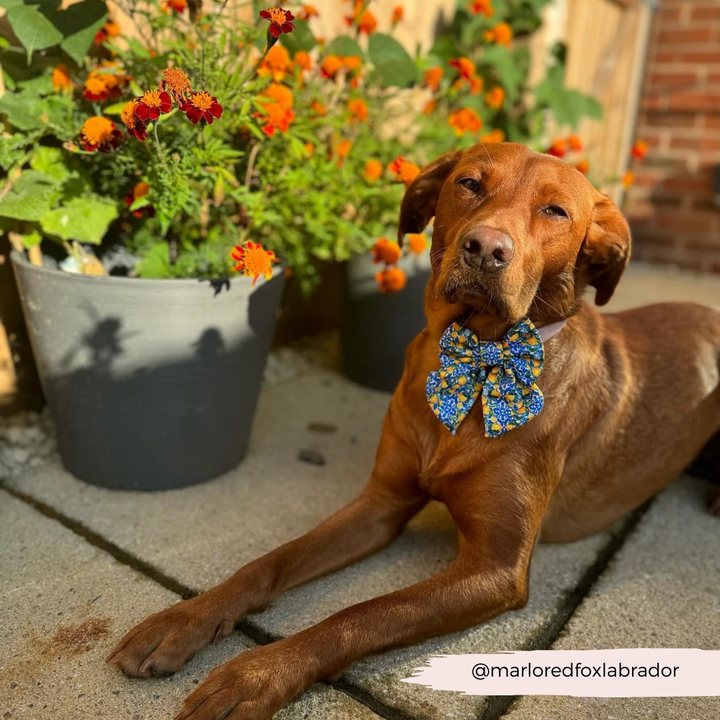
<box><xmin>230</xmin><ymin>241</ymin><xmax>279</xmax><ymax>285</ymax></box>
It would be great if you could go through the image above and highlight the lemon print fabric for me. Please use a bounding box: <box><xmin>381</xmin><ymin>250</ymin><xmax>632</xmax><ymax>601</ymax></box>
<box><xmin>426</xmin><ymin>318</ymin><xmax>545</xmax><ymax>437</ymax></box>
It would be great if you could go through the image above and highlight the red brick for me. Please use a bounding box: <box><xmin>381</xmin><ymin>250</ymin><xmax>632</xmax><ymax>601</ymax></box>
<box><xmin>657</xmin><ymin>29</ymin><xmax>713</xmax><ymax>44</ymax></box>
<box><xmin>648</xmin><ymin>71</ymin><xmax>698</xmax><ymax>88</ymax></box>
<box><xmin>680</xmin><ymin>52</ymin><xmax>720</xmax><ymax>64</ymax></box>
<box><xmin>655</xmin><ymin>212</ymin><xmax>714</xmax><ymax>234</ymax></box>
<box><xmin>669</xmin><ymin>136</ymin><xmax>720</xmax><ymax>152</ymax></box>
<box><xmin>656</xmin><ymin>7</ymin><xmax>681</xmax><ymax>23</ymax></box>
<box><xmin>641</xmin><ymin>111</ymin><xmax>697</xmax><ymax>129</ymax></box>
<box><xmin>691</xmin><ymin>5</ymin><xmax>720</xmax><ymax>21</ymax></box>
<box><xmin>704</xmin><ymin>114</ymin><xmax>720</xmax><ymax>129</ymax></box>
<box><xmin>667</xmin><ymin>92</ymin><xmax>720</xmax><ymax>112</ymax></box>
<box><xmin>687</xmin><ymin>239</ymin><xmax>720</xmax><ymax>253</ymax></box>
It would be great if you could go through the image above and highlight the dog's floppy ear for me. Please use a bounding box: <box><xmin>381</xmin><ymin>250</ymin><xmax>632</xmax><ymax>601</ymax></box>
<box><xmin>398</xmin><ymin>151</ymin><xmax>462</xmax><ymax>246</ymax></box>
<box><xmin>580</xmin><ymin>194</ymin><xmax>631</xmax><ymax>306</ymax></box>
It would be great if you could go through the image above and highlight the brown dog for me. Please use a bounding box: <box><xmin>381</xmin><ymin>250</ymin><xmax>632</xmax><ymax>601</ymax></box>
<box><xmin>107</xmin><ymin>143</ymin><xmax>720</xmax><ymax>720</ymax></box>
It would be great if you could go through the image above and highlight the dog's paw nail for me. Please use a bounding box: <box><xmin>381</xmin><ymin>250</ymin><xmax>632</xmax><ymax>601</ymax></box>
<box><xmin>139</xmin><ymin>659</ymin><xmax>153</xmax><ymax>674</ymax></box>
<box><xmin>213</xmin><ymin>620</ymin><xmax>232</xmax><ymax>643</ymax></box>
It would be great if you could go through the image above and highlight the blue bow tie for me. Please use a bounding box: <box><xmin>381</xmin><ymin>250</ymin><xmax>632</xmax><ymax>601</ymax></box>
<box><xmin>426</xmin><ymin>317</ymin><xmax>545</xmax><ymax>437</ymax></box>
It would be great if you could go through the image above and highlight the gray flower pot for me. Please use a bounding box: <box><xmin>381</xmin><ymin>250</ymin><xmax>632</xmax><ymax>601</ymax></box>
<box><xmin>342</xmin><ymin>252</ymin><xmax>431</xmax><ymax>393</ymax></box>
<box><xmin>11</xmin><ymin>252</ymin><xmax>284</xmax><ymax>491</ymax></box>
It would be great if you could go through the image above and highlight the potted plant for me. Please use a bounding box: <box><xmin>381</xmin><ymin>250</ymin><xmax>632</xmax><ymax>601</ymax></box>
<box><xmin>0</xmin><ymin>0</ymin><xmax>410</xmax><ymax>488</ymax></box>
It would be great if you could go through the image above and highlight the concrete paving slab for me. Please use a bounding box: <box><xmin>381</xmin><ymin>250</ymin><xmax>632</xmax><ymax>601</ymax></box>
<box><xmin>505</xmin><ymin>476</ymin><xmax>720</xmax><ymax>720</ymax></box>
<box><xmin>0</xmin><ymin>493</ymin><xmax>382</xmax><ymax>720</ymax></box>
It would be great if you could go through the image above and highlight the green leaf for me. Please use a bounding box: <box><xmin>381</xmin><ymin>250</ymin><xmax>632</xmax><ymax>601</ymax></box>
<box><xmin>135</xmin><ymin>242</ymin><xmax>171</xmax><ymax>278</ymax></box>
<box><xmin>0</xmin><ymin>0</ymin><xmax>25</xmax><ymax>9</ymax></box>
<box><xmin>427</xmin><ymin>36</ymin><xmax>460</xmax><ymax>66</ymax></box>
<box><xmin>481</xmin><ymin>45</ymin><xmax>525</xmax><ymax>101</ymax></box>
<box><xmin>324</xmin><ymin>35</ymin><xmax>363</xmax><ymax>58</ymax></box>
<box><xmin>20</xmin><ymin>230</ymin><xmax>42</xmax><ymax>248</ymax></box>
<box><xmin>103</xmin><ymin>101</ymin><xmax>126</xmax><ymax>115</ymax></box>
<box><xmin>53</xmin><ymin>0</ymin><xmax>107</xmax><ymax>65</ymax></box>
<box><xmin>0</xmin><ymin>170</ymin><xmax>56</xmax><ymax>221</ymax></box>
<box><xmin>368</xmin><ymin>33</ymin><xmax>418</xmax><ymax>88</ymax></box>
<box><xmin>29</xmin><ymin>146</ymin><xmax>68</xmax><ymax>181</ymax></box>
<box><xmin>279</xmin><ymin>19</ymin><xmax>315</xmax><ymax>54</ymax></box>
<box><xmin>40</xmin><ymin>195</ymin><xmax>118</xmax><ymax>244</ymax></box>
<box><xmin>6</xmin><ymin>5</ymin><xmax>63</xmax><ymax>60</ymax></box>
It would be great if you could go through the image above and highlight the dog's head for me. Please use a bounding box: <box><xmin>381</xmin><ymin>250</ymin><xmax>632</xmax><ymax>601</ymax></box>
<box><xmin>399</xmin><ymin>143</ymin><xmax>631</xmax><ymax>325</ymax></box>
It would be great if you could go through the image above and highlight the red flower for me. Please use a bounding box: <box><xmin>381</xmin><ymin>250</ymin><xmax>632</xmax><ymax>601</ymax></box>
<box><xmin>121</xmin><ymin>101</ymin><xmax>148</xmax><ymax>142</ymax></box>
<box><xmin>260</xmin><ymin>7</ymin><xmax>295</xmax><ymax>38</ymax></box>
<box><xmin>134</xmin><ymin>90</ymin><xmax>173</xmax><ymax>122</ymax></box>
<box><xmin>180</xmin><ymin>91</ymin><xmax>223</xmax><ymax>124</ymax></box>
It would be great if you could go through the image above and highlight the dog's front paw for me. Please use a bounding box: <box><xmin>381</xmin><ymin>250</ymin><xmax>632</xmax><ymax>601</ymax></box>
<box><xmin>175</xmin><ymin>644</ymin><xmax>305</xmax><ymax>720</ymax></box>
<box><xmin>107</xmin><ymin>594</ymin><xmax>235</xmax><ymax>678</ymax></box>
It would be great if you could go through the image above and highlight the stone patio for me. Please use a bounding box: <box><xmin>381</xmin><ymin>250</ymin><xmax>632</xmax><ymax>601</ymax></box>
<box><xmin>2</xmin><ymin>264</ymin><xmax>720</xmax><ymax>720</ymax></box>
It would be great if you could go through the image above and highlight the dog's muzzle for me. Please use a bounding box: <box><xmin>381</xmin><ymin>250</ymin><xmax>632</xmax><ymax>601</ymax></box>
<box><xmin>461</xmin><ymin>226</ymin><xmax>514</xmax><ymax>272</ymax></box>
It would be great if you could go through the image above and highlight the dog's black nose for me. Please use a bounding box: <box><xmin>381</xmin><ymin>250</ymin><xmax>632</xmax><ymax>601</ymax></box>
<box><xmin>462</xmin><ymin>227</ymin><xmax>514</xmax><ymax>271</ymax></box>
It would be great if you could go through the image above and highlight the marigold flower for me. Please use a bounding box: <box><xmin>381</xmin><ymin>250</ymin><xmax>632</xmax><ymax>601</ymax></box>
<box><xmin>79</xmin><ymin>116</ymin><xmax>123</xmax><ymax>153</ymax></box>
<box><xmin>346</xmin><ymin>8</ymin><xmax>376</xmax><ymax>34</ymax></box>
<box><xmin>622</xmin><ymin>171</ymin><xmax>634</xmax><ymax>188</ymax></box>
<box><xmin>372</xmin><ymin>238</ymin><xmax>402</xmax><ymax>265</ymax></box>
<box><xmin>391</xmin><ymin>5</ymin><xmax>403</xmax><ymax>25</ymax></box>
<box><xmin>260</xmin><ymin>7</ymin><xmax>295</xmax><ymax>38</ymax></box>
<box><xmin>262</xmin><ymin>82</ymin><xmax>293</xmax><ymax>109</ymax></box>
<box><xmin>485</xmin><ymin>86</ymin><xmax>505</xmax><ymax>109</ymax></box>
<box><xmin>180</xmin><ymin>91</ymin><xmax>223</xmax><ymax>124</ymax></box>
<box><xmin>449</xmin><ymin>108</ymin><xmax>482</xmax><ymax>136</ymax></box>
<box><xmin>230</xmin><ymin>241</ymin><xmax>278</xmax><ymax>285</ymax></box>
<box><xmin>52</xmin><ymin>65</ymin><xmax>72</xmax><ymax>92</ymax></box>
<box><xmin>124</xmin><ymin>181</ymin><xmax>155</xmax><ymax>218</ymax></box>
<box><xmin>336</xmin><ymin>139</ymin><xmax>353</xmax><ymax>159</ymax></box>
<box><xmin>568</xmin><ymin>134</ymin><xmax>583</xmax><ymax>151</ymax></box>
<box><xmin>135</xmin><ymin>89</ymin><xmax>173</xmax><ymax>122</ymax></box>
<box><xmin>348</xmin><ymin>98</ymin><xmax>368</xmax><ymax>122</ymax></box>
<box><xmin>574</xmin><ymin>160</ymin><xmax>589</xmax><ymax>174</ymax></box>
<box><xmin>121</xmin><ymin>101</ymin><xmax>148</xmax><ymax>141</ymax></box>
<box><xmin>389</xmin><ymin>156</ymin><xmax>420</xmax><ymax>187</ymax></box>
<box><xmin>161</xmin><ymin>67</ymin><xmax>192</xmax><ymax>100</ymax></box>
<box><xmin>162</xmin><ymin>0</ymin><xmax>187</xmax><ymax>12</ymax></box>
<box><xmin>631</xmin><ymin>140</ymin><xmax>648</xmax><ymax>160</ymax></box>
<box><xmin>485</xmin><ymin>22</ymin><xmax>513</xmax><ymax>46</ymax></box>
<box><xmin>424</xmin><ymin>67</ymin><xmax>443</xmax><ymax>91</ymax></box>
<box><xmin>304</xmin><ymin>142</ymin><xmax>315</xmax><ymax>155</ymax></box>
<box><xmin>364</xmin><ymin>159</ymin><xmax>383</xmax><ymax>182</ymax></box>
<box><xmin>258</xmin><ymin>45</ymin><xmax>291</xmax><ymax>82</ymax></box>
<box><xmin>257</xmin><ymin>85</ymin><xmax>294</xmax><ymax>136</ymax></box>
<box><xmin>83</xmin><ymin>73</ymin><xmax>111</xmax><ymax>102</ymax></box>
<box><xmin>449</xmin><ymin>57</ymin><xmax>475</xmax><ymax>81</ymax></box>
<box><xmin>469</xmin><ymin>0</ymin><xmax>493</xmax><ymax>16</ymax></box>
<box><xmin>376</xmin><ymin>266</ymin><xmax>407</xmax><ymax>294</ymax></box>
<box><xmin>343</xmin><ymin>56</ymin><xmax>362</xmax><ymax>73</ymax></box>
<box><xmin>298</xmin><ymin>4</ymin><xmax>318</xmax><ymax>20</ymax></box>
<box><xmin>94</xmin><ymin>19</ymin><xmax>121</xmax><ymax>45</ymax></box>
<box><xmin>423</xmin><ymin>99</ymin><xmax>437</xmax><ymax>115</ymax></box>
<box><xmin>310</xmin><ymin>99</ymin><xmax>327</xmax><ymax>116</ymax></box>
<box><xmin>481</xmin><ymin>129</ymin><xmax>505</xmax><ymax>143</ymax></box>
<box><xmin>294</xmin><ymin>50</ymin><xmax>312</xmax><ymax>78</ymax></box>
<box><xmin>407</xmin><ymin>233</ymin><xmax>428</xmax><ymax>255</ymax></box>
<box><xmin>321</xmin><ymin>55</ymin><xmax>344</xmax><ymax>79</ymax></box>
<box><xmin>469</xmin><ymin>76</ymin><xmax>484</xmax><ymax>95</ymax></box>
<box><xmin>546</xmin><ymin>138</ymin><xmax>566</xmax><ymax>158</ymax></box>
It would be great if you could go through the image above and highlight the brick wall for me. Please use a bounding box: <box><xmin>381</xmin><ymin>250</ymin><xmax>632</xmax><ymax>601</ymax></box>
<box><xmin>625</xmin><ymin>0</ymin><xmax>720</xmax><ymax>272</ymax></box>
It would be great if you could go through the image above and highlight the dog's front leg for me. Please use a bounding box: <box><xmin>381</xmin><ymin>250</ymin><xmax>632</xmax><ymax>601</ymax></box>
<box><xmin>107</xmin><ymin>409</ymin><xmax>428</xmax><ymax>678</ymax></box>
<box><xmin>175</xmin><ymin>458</ymin><xmax>559</xmax><ymax>720</ymax></box>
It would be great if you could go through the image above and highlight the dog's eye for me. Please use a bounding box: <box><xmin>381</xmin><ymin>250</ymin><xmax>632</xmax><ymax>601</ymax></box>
<box><xmin>458</xmin><ymin>177</ymin><xmax>482</xmax><ymax>193</ymax></box>
<box><xmin>540</xmin><ymin>205</ymin><xmax>569</xmax><ymax>218</ymax></box>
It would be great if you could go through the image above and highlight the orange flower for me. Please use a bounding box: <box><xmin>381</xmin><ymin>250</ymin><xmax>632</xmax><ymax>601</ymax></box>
<box><xmin>469</xmin><ymin>0</ymin><xmax>493</xmax><ymax>16</ymax></box>
<box><xmin>449</xmin><ymin>57</ymin><xmax>475</xmax><ymax>81</ymax></box>
<box><xmin>83</xmin><ymin>73</ymin><xmax>110</xmax><ymax>101</ymax></box>
<box><xmin>449</xmin><ymin>108</ymin><xmax>482</xmax><ymax>136</ymax></box>
<box><xmin>261</xmin><ymin>82</ymin><xmax>293</xmax><ymax>109</ymax></box>
<box><xmin>79</xmin><ymin>116</ymin><xmax>123</xmax><ymax>153</ymax></box>
<box><xmin>298</xmin><ymin>4</ymin><xmax>318</xmax><ymax>20</ymax></box>
<box><xmin>485</xmin><ymin>86</ymin><xmax>505</xmax><ymax>109</ymax></box>
<box><xmin>568</xmin><ymin>134</ymin><xmax>583</xmax><ymax>151</ymax></box>
<box><xmin>348</xmin><ymin>98</ymin><xmax>368</xmax><ymax>122</ymax></box>
<box><xmin>94</xmin><ymin>19</ymin><xmax>121</xmax><ymax>44</ymax></box>
<box><xmin>321</xmin><ymin>55</ymin><xmax>344</xmax><ymax>79</ymax></box>
<box><xmin>389</xmin><ymin>156</ymin><xmax>420</xmax><ymax>187</ymax></box>
<box><xmin>310</xmin><ymin>99</ymin><xmax>327</xmax><ymax>116</ymax></box>
<box><xmin>161</xmin><ymin>67</ymin><xmax>191</xmax><ymax>100</ymax></box>
<box><xmin>52</xmin><ymin>65</ymin><xmax>72</xmax><ymax>92</ymax></box>
<box><xmin>391</xmin><ymin>5</ymin><xmax>403</xmax><ymax>25</ymax></box>
<box><xmin>631</xmin><ymin>140</ymin><xmax>648</xmax><ymax>160</ymax></box>
<box><xmin>407</xmin><ymin>233</ymin><xmax>428</xmax><ymax>255</ymax></box>
<box><xmin>294</xmin><ymin>50</ymin><xmax>312</xmax><ymax>78</ymax></box>
<box><xmin>124</xmin><ymin>181</ymin><xmax>154</xmax><ymax>218</ymax></box>
<box><xmin>546</xmin><ymin>138</ymin><xmax>566</xmax><ymax>158</ymax></box>
<box><xmin>162</xmin><ymin>0</ymin><xmax>187</xmax><ymax>12</ymax></box>
<box><xmin>121</xmin><ymin>101</ymin><xmax>148</xmax><ymax>142</ymax></box>
<box><xmin>258</xmin><ymin>44</ymin><xmax>291</xmax><ymax>82</ymax></box>
<box><xmin>257</xmin><ymin>83</ymin><xmax>295</xmax><ymax>136</ymax></box>
<box><xmin>230</xmin><ymin>241</ymin><xmax>278</xmax><ymax>285</ymax></box>
<box><xmin>423</xmin><ymin>99</ymin><xmax>437</xmax><ymax>115</ymax></box>
<box><xmin>574</xmin><ymin>159</ymin><xmax>589</xmax><ymax>174</ymax></box>
<box><xmin>376</xmin><ymin>267</ymin><xmax>407</xmax><ymax>293</ymax></box>
<box><xmin>336</xmin><ymin>139</ymin><xmax>353</xmax><ymax>159</ymax></box>
<box><xmin>481</xmin><ymin>129</ymin><xmax>505</xmax><ymax>143</ymax></box>
<box><xmin>622</xmin><ymin>171</ymin><xmax>634</xmax><ymax>188</ymax></box>
<box><xmin>304</xmin><ymin>142</ymin><xmax>315</xmax><ymax>155</ymax></box>
<box><xmin>469</xmin><ymin>76</ymin><xmax>484</xmax><ymax>95</ymax></box>
<box><xmin>485</xmin><ymin>21</ymin><xmax>513</xmax><ymax>46</ymax></box>
<box><xmin>364</xmin><ymin>159</ymin><xmax>383</xmax><ymax>182</ymax></box>
<box><xmin>343</xmin><ymin>56</ymin><xmax>362</xmax><ymax>73</ymax></box>
<box><xmin>353</xmin><ymin>9</ymin><xmax>377</xmax><ymax>34</ymax></box>
<box><xmin>424</xmin><ymin>67</ymin><xmax>443</xmax><ymax>91</ymax></box>
<box><xmin>372</xmin><ymin>238</ymin><xmax>402</xmax><ymax>265</ymax></box>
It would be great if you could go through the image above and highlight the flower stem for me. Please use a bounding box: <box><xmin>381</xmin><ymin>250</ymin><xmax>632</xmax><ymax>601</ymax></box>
<box><xmin>153</xmin><ymin>121</ymin><xmax>170</xmax><ymax>173</ymax></box>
